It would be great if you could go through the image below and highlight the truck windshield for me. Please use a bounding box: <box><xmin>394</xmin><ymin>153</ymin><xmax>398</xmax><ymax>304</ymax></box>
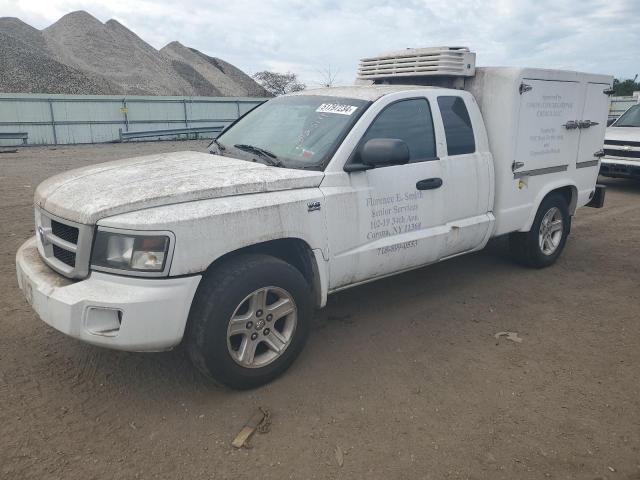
<box><xmin>614</xmin><ymin>104</ymin><xmax>640</xmax><ymax>127</ymax></box>
<box><xmin>214</xmin><ymin>95</ymin><xmax>369</xmax><ymax>170</ymax></box>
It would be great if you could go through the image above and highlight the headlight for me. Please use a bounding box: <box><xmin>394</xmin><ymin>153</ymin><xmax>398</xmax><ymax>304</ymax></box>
<box><xmin>91</xmin><ymin>228</ymin><xmax>174</xmax><ymax>277</ymax></box>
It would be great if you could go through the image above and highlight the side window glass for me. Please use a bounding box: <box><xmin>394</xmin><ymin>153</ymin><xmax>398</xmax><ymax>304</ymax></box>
<box><xmin>360</xmin><ymin>98</ymin><xmax>437</xmax><ymax>163</ymax></box>
<box><xmin>437</xmin><ymin>96</ymin><xmax>476</xmax><ymax>155</ymax></box>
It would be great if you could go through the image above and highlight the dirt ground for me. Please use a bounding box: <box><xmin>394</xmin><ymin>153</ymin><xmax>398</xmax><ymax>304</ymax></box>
<box><xmin>1</xmin><ymin>141</ymin><xmax>639</xmax><ymax>480</ymax></box>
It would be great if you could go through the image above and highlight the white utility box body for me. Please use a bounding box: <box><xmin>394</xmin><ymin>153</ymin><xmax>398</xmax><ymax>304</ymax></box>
<box><xmin>466</xmin><ymin>67</ymin><xmax>612</xmax><ymax>234</ymax></box>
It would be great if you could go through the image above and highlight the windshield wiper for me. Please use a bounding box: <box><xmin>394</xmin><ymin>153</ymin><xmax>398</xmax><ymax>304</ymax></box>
<box><xmin>212</xmin><ymin>138</ymin><xmax>226</xmax><ymax>151</ymax></box>
<box><xmin>233</xmin><ymin>144</ymin><xmax>279</xmax><ymax>162</ymax></box>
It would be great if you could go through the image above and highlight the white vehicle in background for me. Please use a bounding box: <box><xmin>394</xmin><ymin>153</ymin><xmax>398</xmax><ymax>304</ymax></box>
<box><xmin>16</xmin><ymin>47</ymin><xmax>612</xmax><ymax>389</ymax></box>
<box><xmin>600</xmin><ymin>103</ymin><xmax>640</xmax><ymax>180</ymax></box>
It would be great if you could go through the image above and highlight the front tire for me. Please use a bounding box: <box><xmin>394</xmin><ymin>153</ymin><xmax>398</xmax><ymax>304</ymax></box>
<box><xmin>509</xmin><ymin>193</ymin><xmax>571</xmax><ymax>268</ymax></box>
<box><xmin>186</xmin><ymin>254</ymin><xmax>312</xmax><ymax>389</ymax></box>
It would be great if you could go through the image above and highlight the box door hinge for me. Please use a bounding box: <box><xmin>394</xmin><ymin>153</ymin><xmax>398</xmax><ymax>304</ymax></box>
<box><xmin>519</xmin><ymin>83</ymin><xmax>532</xmax><ymax>94</ymax></box>
<box><xmin>603</xmin><ymin>87</ymin><xmax>615</xmax><ymax>95</ymax></box>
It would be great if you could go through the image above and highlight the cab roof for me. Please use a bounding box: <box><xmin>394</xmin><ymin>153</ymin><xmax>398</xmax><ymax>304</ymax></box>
<box><xmin>287</xmin><ymin>85</ymin><xmax>436</xmax><ymax>102</ymax></box>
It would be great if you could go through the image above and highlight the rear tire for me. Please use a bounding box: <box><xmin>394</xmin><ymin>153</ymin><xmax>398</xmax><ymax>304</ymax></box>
<box><xmin>186</xmin><ymin>254</ymin><xmax>312</xmax><ymax>390</ymax></box>
<box><xmin>509</xmin><ymin>193</ymin><xmax>571</xmax><ymax>268</ymax></box>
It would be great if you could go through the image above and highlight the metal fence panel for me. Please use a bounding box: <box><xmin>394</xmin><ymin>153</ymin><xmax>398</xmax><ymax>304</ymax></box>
<box><xmin>0</xmin><ymin>93</ymin><xmax>265</xmax><ymax>146</ymax></box>
<box><xmin>0</xmin><ymin>124</ymin><xmax>52</xmax><ymax>145</ymax></box>
<box><xmin>0</xmin><ymin>99</ymin><xmax>50</xmax><ymax>122</ymax></box>
<box><xmin>126</xmin><ymin>100</ymin><xmax>184</xmax><ymax>123</ymax></box>
<box><xmin>609</xmin><ymin>96</ymin><xmax>637</xmax><ymax>121</ymax></box>
<box><xmin>239</xmin><ymin>102</ymin><xmax>260</xmax><ymax>116</ymax></box>
<box><xmin>53</xmin><ymin>100</ymin><xmax>123</xmax><ymax>122</ymax></box>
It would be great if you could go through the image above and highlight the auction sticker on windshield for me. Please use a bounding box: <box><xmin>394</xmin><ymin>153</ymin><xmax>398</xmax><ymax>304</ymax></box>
<box><xmin>316</xmin><ymin>103</ymin><xmax>358</xmax><ymax>115</ymax></box>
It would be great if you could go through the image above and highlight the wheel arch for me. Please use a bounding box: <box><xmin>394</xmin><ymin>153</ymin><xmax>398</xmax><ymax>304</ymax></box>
<box><xmin>520</xmin><ymin>182</ymin><xmax>577</xmax><ymax>232</ymax></box>
<box><xmin>201</xmin><ymin>237</ymin><xmax>328</xmax><ymax>309</ymax></box>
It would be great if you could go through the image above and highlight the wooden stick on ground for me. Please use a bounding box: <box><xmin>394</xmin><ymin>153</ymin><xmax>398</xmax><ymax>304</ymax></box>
<box><xmin>231</xmin><ymin>409</ymin><xmax>267</xmax><ymax>449</ymax></box>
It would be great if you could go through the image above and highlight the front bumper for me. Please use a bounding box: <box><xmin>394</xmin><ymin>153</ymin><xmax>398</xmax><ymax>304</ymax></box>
<box><xmin>16</xmin><ymin>237</ymin><xmax>201</xmax><ymax>352</ymax></box>
<box><xmin>600</xmin><ymin>158</ymin><xmax>640</xmax><ymax>179</ymax></box>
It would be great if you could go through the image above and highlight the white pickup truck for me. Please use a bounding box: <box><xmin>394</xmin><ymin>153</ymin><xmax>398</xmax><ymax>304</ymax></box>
<box><xmin>16</xmin><ymin>47</ymin><xmax>612</xmax><ymax>389</ymax></box>
<box><xmin>600</xmin><ymin>103</ymin><xmax>640</xmax><ymax>180</ymax></box>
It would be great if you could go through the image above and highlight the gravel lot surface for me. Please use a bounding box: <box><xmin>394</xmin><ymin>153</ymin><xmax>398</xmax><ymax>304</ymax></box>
<box><xmin>1</xmin><ymin>141</ymin><xmax>639</xmax><ymax>479</ymax></box>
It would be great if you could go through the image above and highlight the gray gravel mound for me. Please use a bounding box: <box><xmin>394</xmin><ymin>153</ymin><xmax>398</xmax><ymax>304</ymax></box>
<box><xmin>0</xmin><ymin>17</ymin><xmax>46</xmax><ymax>48</ymax></box>
<box><xmin>42</xmin><ymin>12</ymin><xmax>191</xmax><ymax>95</ymax></box>
<box><xmin>160</xmin><ymin>41</ymin><xmax>245</xmax><ymax>96</ymax></box>
<box><xmin>171</xmin><ymin>60</ymin><xmax>223</xmax><ymax>96</ymax></box>
<box><xmin>194</xmin><ymin>51</ymin><xmax>270</xmax><ymax>97</ymax></box>
<box><xmin>160</xmin><ymin>42</ymin><xmax>270</xmax><ymax>97</ymax></box>
<box><xmin>191</xmin><ymin>48</ymin><xmax>271</xmax><ymax>97</ymax></box>
<box><xmin>0</xmin><ymin>18</ymin><xmax>118</xmax><ymax>94</ymax></box>
<box><xmin>0</xmin><ymin>11</ymin><xmax>269</xmax><ymax>97</ymax></box>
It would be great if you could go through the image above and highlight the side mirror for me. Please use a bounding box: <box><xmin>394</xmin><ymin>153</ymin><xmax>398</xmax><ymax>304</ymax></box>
<box><xmin>360</xmin><ymin>138</ymin><xmax>410</xmax><ymax>168</ymax></box>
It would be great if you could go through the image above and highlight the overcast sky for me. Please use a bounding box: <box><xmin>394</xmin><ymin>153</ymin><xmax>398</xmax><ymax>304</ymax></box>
<box><xmin>1</xmin><ymin>0</ymin><xmax>638</xmax><ymax>86</ymax></box>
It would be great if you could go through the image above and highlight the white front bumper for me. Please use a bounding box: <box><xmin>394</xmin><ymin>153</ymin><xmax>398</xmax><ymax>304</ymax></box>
<box><xmin>16</xmin><ymin>237</ymin><xmax>202</xmax><ymax>352</ymax></box>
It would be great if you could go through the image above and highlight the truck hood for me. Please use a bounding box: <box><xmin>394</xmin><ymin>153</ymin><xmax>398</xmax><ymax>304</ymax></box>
<box><xmin>35</xmin><ymin>151</ymin><xmax>325</xmax><ymax>224</ymax></box>
<box><xmin>605</xmin><ymin>127</ymin><xmax>640</xmax><ymax>142</ymax></box>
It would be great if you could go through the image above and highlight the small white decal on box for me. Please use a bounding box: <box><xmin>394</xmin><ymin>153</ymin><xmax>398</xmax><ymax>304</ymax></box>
<box><xmin>316</xmin><ymin>103</ymin><xmax>358</xmax><ymax>115</ymax></box>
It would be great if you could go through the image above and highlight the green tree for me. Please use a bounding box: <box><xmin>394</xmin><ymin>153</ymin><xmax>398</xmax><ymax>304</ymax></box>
<box><xmin>613</xmin><ymin>76</ymin><xmax>639</xmax><ymax>96</ymax></box>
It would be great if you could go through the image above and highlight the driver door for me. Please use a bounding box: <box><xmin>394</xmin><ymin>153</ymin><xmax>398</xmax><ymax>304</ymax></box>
<box><xmin>326</xmin><ymin>97</ymin><xmax>448</xmax><ymax>288</ymax></box>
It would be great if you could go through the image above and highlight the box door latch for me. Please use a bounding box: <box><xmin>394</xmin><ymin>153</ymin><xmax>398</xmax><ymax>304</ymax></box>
<box><xmin>519</xmin><ymin>83</ymin><xmax>532</xmax><ymax>94</ymax></box>
<box><xmin>562</xmin><ymin>120</ymin><xmax>580</xmax><ymax>130</ymax></box>
<box><xmin>578</xmin><ymin>120</ymin><xmax>599</xmax><ymax>129</ymax></box>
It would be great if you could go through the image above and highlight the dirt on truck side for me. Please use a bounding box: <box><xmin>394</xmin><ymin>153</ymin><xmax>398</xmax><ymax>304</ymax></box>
<box><xmin>1</xmin><ymin>141</ymin><xmax>640</xmax><ymax>480</ymax></box>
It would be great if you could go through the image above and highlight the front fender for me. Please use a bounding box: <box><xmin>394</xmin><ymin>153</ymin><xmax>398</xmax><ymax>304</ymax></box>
<box><xmin>97</xmin><ymin>189</ymin><xmax>328</xmax><ymax>276</ymax></box>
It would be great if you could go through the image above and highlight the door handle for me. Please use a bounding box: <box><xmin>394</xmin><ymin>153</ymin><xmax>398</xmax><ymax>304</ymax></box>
<box><xmin>416</xmin><ymin>178</ymin><xmax>443</xmax><ymax>190</ymax></box>
<box><xmin>562</xmin><ymin>120</ymin><xmax>579</xmax><ymax>130</ymax></box>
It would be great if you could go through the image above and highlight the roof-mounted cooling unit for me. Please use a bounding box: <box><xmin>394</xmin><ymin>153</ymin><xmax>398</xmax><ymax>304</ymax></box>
<box><xmin>357</xmin><ymin>46</ymin><xmax>476</xmax><ymax>81</ymax></box>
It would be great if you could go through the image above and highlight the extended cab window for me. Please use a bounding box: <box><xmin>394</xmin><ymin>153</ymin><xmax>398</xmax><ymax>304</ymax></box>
<box><xmin>360</xmin><ymin>98</ymin><xmax>437</xmax><ymax>163</ymax></box>
<box><xmin>437</xmin><ymin>96</ymin><xmax>475</xmax><ymax>155</ymax></box>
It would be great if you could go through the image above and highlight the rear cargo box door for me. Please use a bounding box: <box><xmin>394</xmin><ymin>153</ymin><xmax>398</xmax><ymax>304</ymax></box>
<box><xmin>515</xmin><ymin>79</ymin><xmax>582</xmax><ymax>173</ymax></box>
<box><xmin>577</xmin><ymin>82</ymin><xmax>610</xmax><ymax>167</ymax></box>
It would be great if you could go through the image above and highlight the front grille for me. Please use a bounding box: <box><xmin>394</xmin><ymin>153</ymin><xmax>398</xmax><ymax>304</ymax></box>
<box><xmin>600</xmin><ymin>163</ymin><xmax>640</xmax><ymax>178</ymax></box>
<box><xmin>51</xmin><ymin>220</ymin><xmax>79</xmax><ymax>244</ymax></box>
<box><xmin>604</xmin><ymin>148</ymin><xmax>640</xmax><ymax>159</ymax></box>
<box><xmin>53</xmin><ymin>244</ymin><xmax>76</xmax><ymax>267</ymax></box>
<box><xmin>35</xmin><ymin>208</ymin><xmax>92</xmax><ymax>279</ymax></box>
<box><xmin>605</xmin><ymin>139</ymin><xmax>640</xmax><ymax>147</ymax></box>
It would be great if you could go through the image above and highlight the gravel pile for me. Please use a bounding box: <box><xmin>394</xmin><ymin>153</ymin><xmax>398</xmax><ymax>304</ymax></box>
<box><xmin>0</xmin><ymin>18</ymin><xmax>118</xmax><ymax>94</ymax></box>
<box><xmin>170</xmin><ymin>59</ymin><xmax>223</xmax><ymax>97</ymax></box>
<box><xmin>0</xmin><ymin>11</ymin><xmax>269</xmax><ymax>97</ymax></box>
<box><xmin>160</xmin><ymin>41</ymin><xmax>269</xmax><ymax>97</ymax></box>
<box><xmin>191</xmin><ymin>48</ymin><xmax>270</xmax><ymax>97</ymax></box>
